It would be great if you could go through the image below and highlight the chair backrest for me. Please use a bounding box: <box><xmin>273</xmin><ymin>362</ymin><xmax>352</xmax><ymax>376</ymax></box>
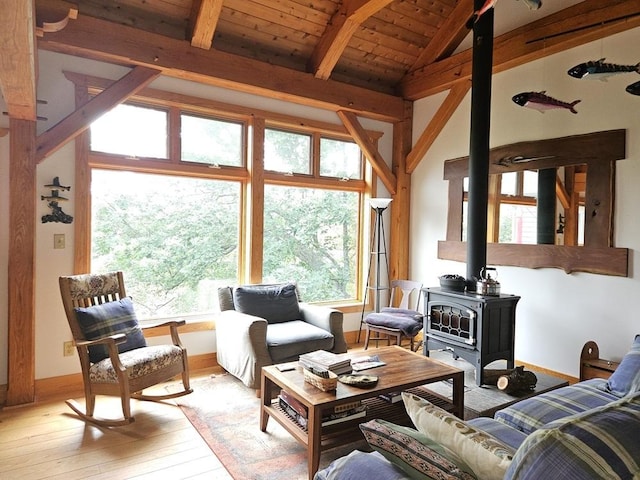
<box><xmin>59</xmin><ymin>271</ymin><xmax>127</xmax><ymax>341</ymax></box>
<box><xmin>388</xmin><ymin>279</ymin><xmax>422</xmax><ymax>310</ymax></box>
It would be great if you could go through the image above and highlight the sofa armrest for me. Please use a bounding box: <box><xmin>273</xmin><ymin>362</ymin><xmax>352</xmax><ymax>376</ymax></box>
<box><xmin>299</xmin><ymin>302</ymin><xmax>347</xmax><ymax>353</ymax></box>
<box><xmin>215</xmin><ymin>310</ymin><xmax>271</xmax><ymax>389</ymax></box>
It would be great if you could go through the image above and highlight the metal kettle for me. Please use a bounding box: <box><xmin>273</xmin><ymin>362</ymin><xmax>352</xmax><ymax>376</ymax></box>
<box><xmin>476</xmin><ymin>267</ymin><xmax>500</xmax><ymax>296</ymax></box>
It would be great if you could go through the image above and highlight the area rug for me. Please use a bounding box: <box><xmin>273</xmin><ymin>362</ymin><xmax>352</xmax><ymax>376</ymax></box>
<box><xmin>169</xmin><ymin>373</ymin><xmax>368</xmax><ymax>480</ymax></box>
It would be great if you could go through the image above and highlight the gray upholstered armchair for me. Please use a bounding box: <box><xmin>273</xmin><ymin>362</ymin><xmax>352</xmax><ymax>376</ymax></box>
<box><xmin>215</xmin><ymin>283</ymin><xmax>347</xmax><ymax>389</ymax></box>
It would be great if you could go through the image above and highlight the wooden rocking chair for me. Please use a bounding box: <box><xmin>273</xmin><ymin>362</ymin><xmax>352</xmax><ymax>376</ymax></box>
<box><xmin>59</xmin><ymin>271</ymin><xmax>192</xmax><ymax>426</ymax></box>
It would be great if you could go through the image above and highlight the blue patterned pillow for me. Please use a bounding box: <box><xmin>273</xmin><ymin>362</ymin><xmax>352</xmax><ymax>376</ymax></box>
<box><xmin>606</xmin><ymin>335</ymin><xmax>640</xmax><ymax>397</ymax></box>
<box><xmin>75</xmin><ymin>297</ymin><xmax>147</xmax><ymax>363</ymax></box>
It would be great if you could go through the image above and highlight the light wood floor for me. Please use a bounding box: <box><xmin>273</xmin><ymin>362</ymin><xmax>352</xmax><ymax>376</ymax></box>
<box><xmin>0</xmin><ymin>369</ymin><xmax>233</xmax><ymax>480</ymax></box>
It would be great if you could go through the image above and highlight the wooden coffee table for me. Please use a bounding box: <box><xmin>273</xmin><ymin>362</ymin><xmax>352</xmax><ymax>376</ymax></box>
<box><xmin>260</xmin><ymin>346</ymin><xmax>465</xmax><ymax>480</ymax></box>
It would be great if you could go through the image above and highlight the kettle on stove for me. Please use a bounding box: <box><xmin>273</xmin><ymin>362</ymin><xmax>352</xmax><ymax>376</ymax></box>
<box><xmin>476</xmin><ymin>267</ymin><xmax>500</xmax><ymax>296</ymax></box>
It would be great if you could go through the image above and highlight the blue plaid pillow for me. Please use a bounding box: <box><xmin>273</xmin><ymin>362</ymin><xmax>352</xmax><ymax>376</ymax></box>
<box><xmin>606</xmin><ymin>335</ymin><xmax>640</xmax><ymax>397</ymax></box>
<box><xmin>75</xmin><ymin>297</ymin><xmax>147</xmax><ymax>363</ymax></box>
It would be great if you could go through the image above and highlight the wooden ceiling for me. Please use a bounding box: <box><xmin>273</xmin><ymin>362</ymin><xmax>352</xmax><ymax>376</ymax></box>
<box><xmin>2</xmin><ymin>0</ymin><xmax>640</xmax><ymax>123</ymax></box>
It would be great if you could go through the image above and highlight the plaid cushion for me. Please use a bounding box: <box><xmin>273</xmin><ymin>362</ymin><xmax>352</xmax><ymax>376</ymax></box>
<box><xmin>495</xmin><ymin>379</ymin><xmax>619</xmax><ymax>435</ymax></box>
<box><xmin>505</xmin><ymin>392</ymin><xmax>640</xmax><ymax>480</ymax></box>
<box><xmin>605</xmin><ymin>334</ymin><xmax>640</xmax><ymax>397</ymax></box>
<box><xmin>75</xmin><ymin>297</ymin><xmax>147</xmax><ymax>363</ymax></box>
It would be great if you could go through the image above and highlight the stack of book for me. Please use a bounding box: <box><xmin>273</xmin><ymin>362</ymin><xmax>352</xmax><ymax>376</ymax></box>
<box><xmin>299</xmin><ymin>350</ymin><xmax>353</xmax><ymax>375</ymax></box>
<box><xmin>278</xmin><ymin>390</ymin><xmax>367</xmax><ymax>428</ymax></box>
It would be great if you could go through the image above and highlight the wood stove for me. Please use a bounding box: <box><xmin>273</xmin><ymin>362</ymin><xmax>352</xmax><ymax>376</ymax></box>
<box><xmin>422</xmin><ymin>288</ymin><xmax>520</xmax><ymax>386</ymax></box>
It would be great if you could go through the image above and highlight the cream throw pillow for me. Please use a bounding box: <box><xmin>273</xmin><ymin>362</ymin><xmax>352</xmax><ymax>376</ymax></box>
<box><xmin>402</xmin><ymin>392</ymin><xmax>514</xmax><ymax>480</ymax></box>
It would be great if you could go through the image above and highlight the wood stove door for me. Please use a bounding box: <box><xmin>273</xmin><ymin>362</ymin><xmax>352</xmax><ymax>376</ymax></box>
<box><xmin>425</xmin><ymin>299</ymin><xmax>477</xmax><ymax>349</ymax></box>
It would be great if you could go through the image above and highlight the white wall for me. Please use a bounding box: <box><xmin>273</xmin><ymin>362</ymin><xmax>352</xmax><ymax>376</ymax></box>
<box><xmin>411</xmin><ymin>27</ymin><xmax>640</xmax><ymax>378</ymax></box>
<box><xmin>0</xmin><ymin>50</ymin><xmax>392</xmax><ymax>382</ymax></box>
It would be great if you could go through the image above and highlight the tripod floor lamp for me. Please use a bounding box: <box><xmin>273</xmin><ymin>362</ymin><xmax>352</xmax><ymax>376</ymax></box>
<box><xmin>357</xmin><ymin>197</ymin><xmax>392</xmax><ymax>343</ymax></box>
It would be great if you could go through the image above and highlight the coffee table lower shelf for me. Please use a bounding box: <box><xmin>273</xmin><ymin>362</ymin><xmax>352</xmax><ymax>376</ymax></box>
<box><xmin>266</xmin><ymin>386</ymin><xmax>454</xmax><ymax>452</ymax></box>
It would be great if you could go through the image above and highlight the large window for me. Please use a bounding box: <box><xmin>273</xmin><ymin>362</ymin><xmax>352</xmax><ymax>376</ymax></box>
<box><xmin>88</xmin><ymin>99</ymin><xmax>370</xmax><ymax>319</ymax></box>
<box><xmin>91</xmin><ymin>169</ymin><xmax>240</xmax><ymax>319</ymax></box>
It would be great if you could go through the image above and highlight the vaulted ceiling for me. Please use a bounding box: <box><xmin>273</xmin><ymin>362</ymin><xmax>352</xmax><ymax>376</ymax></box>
<box><xmin>1</xmin><ymin>0</ymin><xmax>640</xmax><ymax>123</ymax></box>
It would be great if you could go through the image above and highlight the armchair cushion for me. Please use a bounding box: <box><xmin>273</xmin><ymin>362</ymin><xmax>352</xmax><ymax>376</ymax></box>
<box><xmin>266</xmin><ymin>320</ymin><xmax>334</xmax><ymax>362</ymax></box>
<box><xmin>233</xmin><ymin>283</ymin><xmax>301</xmax><ymax>324</ymax></box>
<box><xmin>75</xmin><ymin>297</ymin><xmax>147</xmax><ymax>363</ymax></box>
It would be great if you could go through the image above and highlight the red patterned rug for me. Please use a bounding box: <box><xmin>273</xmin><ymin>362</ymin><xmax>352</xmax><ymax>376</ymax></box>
<box><xmin>171</xmin><ymin>373</ymin><xmax>367</xmax><ymax>480</ymax></box>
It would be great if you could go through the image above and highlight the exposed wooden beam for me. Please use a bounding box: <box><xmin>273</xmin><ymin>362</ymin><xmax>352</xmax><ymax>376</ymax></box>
<box><xmin>7</xmin><ymin>118</ymin><xmax>37</xmax><ymax>406</ymax></box>
<box><xmin>308</xmin><ymin>0</ymin><xmax>394</xmax><ymax>80</ymax></box>
<box><xmin>406</xmin><ymin>83</ymin><xmax>470</xmax><ymax>174</ymax></box>
<box><xmin>338</xmin><ymin>110</ymin><xmax>396</xmax><ymax>195</ymax></box>
<box><xmin>189</xmin><ymin>0</ymin><xmax>223</xmax><ymax>50</ymax></box>
<box><xmin>36</xmin><ymin>7</ymin><xmax>405</xmax><ymax>122</ymax></box>
<box><xmin>401</xmin><ymin>0</ymin><xmax>640</xmax><ymax>99</ymax></box>
<box><xmin>0</xmin><ymin>0</ymin><xmax>37</xmax><ymax>120</ymax></box>
<box><xmin>35</xmin><ymin>66</ymin><xmax>161</xmax><ymax>163</ymax></box>
<box><xmin>409</xmin><ymin>0</ymin><xmax>473</xmax><ymax>72</ymax></box>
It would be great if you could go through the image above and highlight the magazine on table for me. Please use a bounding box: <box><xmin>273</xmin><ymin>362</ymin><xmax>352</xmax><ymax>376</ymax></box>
<box><xmin>350</xmin><ymin>354</ymin><xmax>386</xmax><ymax>371</ymax></box>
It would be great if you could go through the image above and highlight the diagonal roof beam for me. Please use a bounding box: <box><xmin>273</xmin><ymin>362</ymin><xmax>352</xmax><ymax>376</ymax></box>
<box><xmin>409</xmin><ymin>0</ymin><xmax>473</xmax><ymax>73</ymax></box>
<box><xmin>36</xmin><ymin>65</ymin><xmax>160</xmax><ymax>162</ymax></box>
<box><xmin>338</xmin><ymin>110</ymin><xmax>396</xmax><ymax>195</ymax></box>
<box><xmin>309</xmin><ymin>0</ymin><xmax>394</xmax><ymax>80</ymax></box>
<box><xmin>189</xmin><ymin>0</ymin><xmax>224</xmax><ymax>50</ymax></box>
<box><xmin>0</xmin><ymin>0</ymin><xmax>37</xmax><ymax>120</ymax></box>
<box><xmin>401</xmin><ymin>0</ymin><xmax>640</xmax><ymax>100</ymax></box>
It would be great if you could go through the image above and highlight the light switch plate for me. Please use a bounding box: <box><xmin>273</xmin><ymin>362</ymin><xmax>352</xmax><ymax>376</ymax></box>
<box><xmin>54</xmin><ymin>234</ymin><xmax>65</xmax><ymax>249</ymax></box>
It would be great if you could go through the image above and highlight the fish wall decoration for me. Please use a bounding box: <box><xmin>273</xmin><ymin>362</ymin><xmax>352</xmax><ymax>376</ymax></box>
<box><xmin>568</xmin><ymin>58</ymin><xmax>640</xmax><ymax>81</ymax></box>
<box><xmin>466</xmin><ymin>0</ymin><xmax>497</xmax><ymax>28</ymax></box>
<box><xmin>626</xmin><ymin>80</ymin><xmax>640</xmax><ymax>96</ymax></box>
<box><xmin>512</xmin><ymin>91</ymin><xmax>581</xmax><ymax>114</ymax></box>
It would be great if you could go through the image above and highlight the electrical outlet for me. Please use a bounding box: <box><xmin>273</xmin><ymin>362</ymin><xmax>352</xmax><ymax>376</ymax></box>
<box><xmin>63</xmin><ymin>341</ymin><xmax>75</xmax><ymax>357</ymax></box>
<box><xmin>54</xmin><ymin>234</ymin><xmax>65</xmax><ymax>249</ymax></box>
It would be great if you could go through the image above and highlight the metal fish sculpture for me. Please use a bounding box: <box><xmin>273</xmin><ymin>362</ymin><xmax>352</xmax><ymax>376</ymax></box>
<box><xmin>519</xmin><ymin>0</ymin><xmax>542</xmax><ymax>10</ymax></box>
<box><xmin>512</xmin><ymin>91</ymin><xmax>581</xmax><ymax>114</ymax></box>
<box><xmin>568</xmin><ymin>58</ymin><xmax>640</xmax><ymax>81</ymax></box>
<box><xmin>626</xmin><ymin>80</ymin><xmax>640</xmax><ymax>96</ymax></box>
<box><xmin>466</xmin><ymin>0</ymin><xmax>497</xmax><ymax>28</ymax></box>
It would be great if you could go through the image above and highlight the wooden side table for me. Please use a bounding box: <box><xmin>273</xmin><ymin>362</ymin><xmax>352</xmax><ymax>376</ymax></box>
<box><xmin>580</xmin><ymin>341</ymin><xmax>619</xmax><ymax>381</ymax></box>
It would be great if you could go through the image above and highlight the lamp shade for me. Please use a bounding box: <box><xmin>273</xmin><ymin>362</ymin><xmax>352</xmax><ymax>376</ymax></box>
<box><xmin>369</xmin><ymin>198</ymin><xmax>392</xmax><ymax>210</ymax></box>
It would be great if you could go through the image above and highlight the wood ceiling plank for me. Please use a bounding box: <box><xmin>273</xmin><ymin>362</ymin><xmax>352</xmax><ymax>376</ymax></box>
<box><xmin>37</xmin><ymin>12</ymin><xmax>405</xmax><ymax>121</ymax></box>
<box><xmin>410</xmin><ymin>0</ymin><xmax>472</xmax><ymax>71</ymax></box>
<box><xmin>35</xmin><ymin>66</ymin><xmax>161</xmax><ymax>162</ymax></box>
<box><xmin>190</xmin><ymin>0</ymin><xmax>223</xmax><ymax>49</ymax></box>
<box><xmin>0</xmin><ymin>0</ymin><xmax>37</xmax><ymax>120</ymax></box>
<box><xmin>401</xmin><ymin>0</ymin><xmax>640</xmax><ymax>99</ymax></box>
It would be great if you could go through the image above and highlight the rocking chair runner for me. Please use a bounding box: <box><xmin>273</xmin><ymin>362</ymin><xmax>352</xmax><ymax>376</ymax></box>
<box><xmin>59</xmin><ymin>271</ymin><xmax>192</xmax><ymax>427</ymax></box>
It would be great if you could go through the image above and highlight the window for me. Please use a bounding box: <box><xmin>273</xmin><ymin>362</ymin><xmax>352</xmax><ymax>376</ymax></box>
<box><xmin>91</xmin><ymin>169</ymin><xmax>240</xmax><ymax>319</ymax></box>
<box><xmin>181</xmin><ymin>114</ymin><xmax>243</xmax><ymax>167</ymax></box>
<box><xmin>87</xmin><ymin>96</ymin><xmax>371</xmax><ymax>319</ymax></box>
<box><xmin>263</xmin><ymin>186</ymin><xmax>359</xmax><ymax>302</ymax></box>
<box><xmin>90</xmin><ymin>104</ymin><xmax>168</xmax><ymax>159</ymax></box>
<box><xmin>264</xmin><ymin>129</ymin><xmax>311</xmax><ymax>174</ymax></box>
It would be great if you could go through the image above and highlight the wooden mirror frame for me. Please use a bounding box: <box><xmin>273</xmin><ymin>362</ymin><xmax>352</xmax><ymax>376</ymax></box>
<box><xmin>437</xmin><ymin>129</ymin><xmax>628</xmax><ymax>276</ymax></box>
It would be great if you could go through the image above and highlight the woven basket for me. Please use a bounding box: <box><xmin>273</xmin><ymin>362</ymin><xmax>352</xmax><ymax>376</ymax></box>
<box><xmin>303</xmin><ymin>368</ymin><xmax>338</xmax><ymax>391</ymax></box>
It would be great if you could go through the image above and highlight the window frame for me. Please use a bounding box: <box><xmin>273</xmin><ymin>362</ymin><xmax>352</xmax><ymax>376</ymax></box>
<box><xmin>70</xmin><ymin>73</ymin><xmax>381</xmax><ymax>317</ymax></box>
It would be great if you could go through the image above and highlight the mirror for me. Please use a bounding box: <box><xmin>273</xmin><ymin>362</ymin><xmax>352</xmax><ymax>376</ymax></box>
<box><xmin>461</xmin><ymin>164</ymin><xmax>587</xmax><ymax>246</ymax></box>
<box><xmin>438</xmin><ymin>130</ymin><xmax>629</xmax><ymax>276</ymax></box>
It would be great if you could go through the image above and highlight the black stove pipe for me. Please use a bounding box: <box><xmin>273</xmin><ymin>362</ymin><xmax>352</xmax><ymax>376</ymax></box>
<box><xmin>466</xmin><ymin>2</ymin><xmax>495</xmax><ymax>290</ymax></box>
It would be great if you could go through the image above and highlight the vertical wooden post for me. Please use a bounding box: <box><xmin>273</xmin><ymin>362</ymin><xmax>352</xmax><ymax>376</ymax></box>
<box><xmin>7</xmin><ymin>118</ymin><xmax>37</xmax><ymax>405</ymax></box>
<box><xmin>248</xmin><ymin>117</ymin><xmax>265</xmax><ymax>283</ymax></box>
<box><xmin>389</xmin><ymin>100</ymin><xmax>413</xmax><ymax>282</ymax></box>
